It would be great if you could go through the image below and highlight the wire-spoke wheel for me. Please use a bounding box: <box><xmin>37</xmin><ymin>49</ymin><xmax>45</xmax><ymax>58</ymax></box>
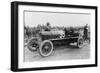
<box><xmin>27</xmin><ymin>37</ymin><xmax>39</xmax><ymax>51</ymax></box>
<box><xmin>39</xmin><ymin>40</ymin><xmax>54</xmax><ymax>57</ymax></box>
<box><xmin>77</xmin><ymin>38</ymin><xmax>84</xmax><ymax>48</ymax></box>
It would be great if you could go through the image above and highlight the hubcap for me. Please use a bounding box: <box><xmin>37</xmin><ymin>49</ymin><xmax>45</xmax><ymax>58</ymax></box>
<box><xmin>42</xmin><ymin>42</ymin><xmax>52</xmax><ymax>55</ymax></box>
<box><xmin>78</xmin><ymin>39</ymin><xmax>83</xmax><ymax>48</ymax></box>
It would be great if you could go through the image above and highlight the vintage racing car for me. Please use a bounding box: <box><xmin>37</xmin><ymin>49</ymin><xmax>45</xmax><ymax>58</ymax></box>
<box><xmin>27</xmin><ymin>27</ymin><xmax>86</xmax><ymax>57</ymax></box>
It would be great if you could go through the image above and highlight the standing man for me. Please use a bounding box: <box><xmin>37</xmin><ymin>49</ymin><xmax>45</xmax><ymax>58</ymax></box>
<box><xmin>84</xmin><ymin>24</ymin><xmax>88</xmax><ymax>40</ymax></box>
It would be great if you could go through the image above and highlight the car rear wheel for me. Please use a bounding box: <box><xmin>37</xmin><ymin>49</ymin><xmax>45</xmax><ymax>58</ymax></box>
<box><xmin>27</xmin><ymin>37</ymin><xmax>42</xmax><ymax>51</ymax></box>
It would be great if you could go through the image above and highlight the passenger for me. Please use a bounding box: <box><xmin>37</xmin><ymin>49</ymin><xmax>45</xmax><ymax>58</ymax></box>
<box><xmin>64</xmin><ymin>28</ymin><xmax>69</xmax><ymax>37</ymax></box>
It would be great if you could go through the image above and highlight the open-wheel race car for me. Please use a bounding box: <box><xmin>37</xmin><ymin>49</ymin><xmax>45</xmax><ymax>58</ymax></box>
<box><xmin>27</xmin><ymin>27</ymin><xmax>88</xmax><ymax>57</ymax></box>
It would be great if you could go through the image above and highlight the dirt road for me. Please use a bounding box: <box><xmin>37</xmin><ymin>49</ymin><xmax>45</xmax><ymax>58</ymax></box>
<box><xmin>24</xmin><ymin>43</ymin><xmax>90</xmax><ymax>62</ymax></box>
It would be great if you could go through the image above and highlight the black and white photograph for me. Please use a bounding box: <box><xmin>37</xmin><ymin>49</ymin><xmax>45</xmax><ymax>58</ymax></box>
<box><xmin>24</xmin><ymin>11</ymin><xmax>90</xmax><ymax>62</ymax></box>
<box><xmin>11</xmin><ymin>1</ymin><xmax>97</xmax><ymax>71</ymax></box>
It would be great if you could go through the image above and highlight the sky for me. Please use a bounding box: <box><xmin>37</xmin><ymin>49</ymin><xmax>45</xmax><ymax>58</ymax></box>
<box><xmin>24</xmin><ymin>11</ymin><xmax>91</xmax><ymax>27</ymax></box>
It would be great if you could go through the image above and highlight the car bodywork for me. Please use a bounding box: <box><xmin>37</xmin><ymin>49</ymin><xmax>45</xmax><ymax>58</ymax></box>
<box><xmin>27</xmin><ymin>27</ymin><xmax>88</xmax><ymax>57</ymax></box>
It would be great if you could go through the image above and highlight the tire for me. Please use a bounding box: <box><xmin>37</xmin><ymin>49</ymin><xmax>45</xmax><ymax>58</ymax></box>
<box><xmin>27</xmin><ymin>37</ymin><xmax>39</xmax><ymax>51</ymax></box>
<box><xmin>38</xmin><ymin>40</ymin><xmax>54</xmax><ymax>57</ymax></box>
<box><xmin>77</xmin><ymin>37</ymin><xmax>83</xmax><ymax>48</ymax></box>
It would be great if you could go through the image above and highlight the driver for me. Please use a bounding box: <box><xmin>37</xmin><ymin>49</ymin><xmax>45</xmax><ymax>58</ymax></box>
<box><xmin>45</xmin><ymin>22</ymin><xmax>51</xmax><ymax>31</ymax></box>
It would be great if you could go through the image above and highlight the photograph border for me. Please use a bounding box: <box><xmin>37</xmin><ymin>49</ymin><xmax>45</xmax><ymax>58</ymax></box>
<box><xmin>11</xmin><ymin>1</ymin><xmax>98</xmax><ymax>72</ymax></box>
